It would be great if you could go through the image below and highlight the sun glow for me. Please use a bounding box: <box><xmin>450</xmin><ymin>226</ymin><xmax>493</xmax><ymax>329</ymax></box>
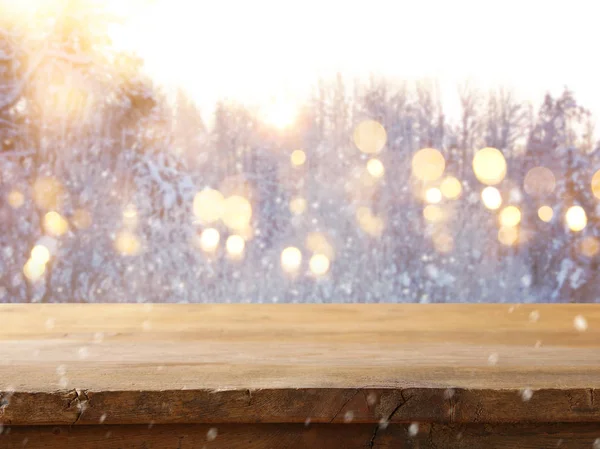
<box><xmin>105</xmin><ymin>0</ymin><xmax>313</xmax><ymax>120</ymax></box>
<box><xmin>6</xmin><ymin>0</ymin><xmax>597</xmax><ymax>127</ymax></box>
<box><xmin>262</xmin><ymin>99</ymin><xmax>298</xmax><ymax>129</ymax></box>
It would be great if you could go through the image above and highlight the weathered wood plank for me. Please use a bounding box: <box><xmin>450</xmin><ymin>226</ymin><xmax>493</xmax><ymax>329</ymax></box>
<box><xmin>1</xmin><ymin>388</ymin><xmax>599</xmax><ymax>426</ymax></box>
<box><xmin>1</xmin><ymin>304</ymin><xmax>599</xmax><ymax>425</ymax></box>
<box><xmin>1</xmin><ymin>423</ymin><xmax>599</xmax><ymax>449</ymax></box>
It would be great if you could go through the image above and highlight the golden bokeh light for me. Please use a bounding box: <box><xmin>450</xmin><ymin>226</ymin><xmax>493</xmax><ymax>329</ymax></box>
<box><xmin>30</xmin><ymin>244</ymin><xmax>51</xmax><ymax>265</ymax></box>
<box><xmin>424</xmin><ymin>187</ymin><xmax>442</xmax><ymax>204</ymax></box>
<box><xmin>290</xmin><ymin>150</ymin><xmax>307</xmax><ymax>166</ymax></box>
<box><xmin>222</xmin><ymin>195</ymin><xmax>252</xmax><ymax>231</ymax></box>
<box><xmin>356</xmin><ymin>207</ymin><xmax>385</xmax><ymax>237</ymax></box>
<box><xmin>473</xmin><ymin>147</ymin><xmax>506</xmax><ymax>185</ymax></box>
<box><xmin>411</xmin><ymin>148</ymin><xmax>445</xmax><ymax>182</ymax></box>
<box><xmin>199</xmin><ymin>228</ymin><xmax>220</xmax><ymax>253</ymax></box>
<box><xmin>423</xmin><ymin>205</ymin><xmax>445</xmax><ymax>223</ymax></box>
<box><xmin>226</xmin><ymin>235</ymin><xmax>245</xmax><ymax>259</ymax></box>
<box><xmin>579</xmin><ymin>236</ymin><xmax>600</xmax><ymax>258</ymax></box>
<box><xmin>281</xmin><ymin>246</ymin><xmax>302</xmax><ymax>273</ymax></box>
<box><xmin>565</xmin><ymin>206</ymin><xmax>587</xmax><ymax>232</ymax></box>
<box><xmin>432</xmin><ymin>232</ymin><xmax>454</xmax><ymax>253</ymax></box>
<box><xmin>122</xmin><ymin>204</ymin><xmax>138</xmax><ymax>228</ymax></box>
<box><xmin>305</xmin><ymin>232</ymin><xmax>335</xmax><ymax>259</ymax></box>
<box><xmin>7</xmin><ymin>190</ymin><xmax>25</xmax><ymax>209</ymax></box>
<box><xmin>72</xmin><ymin>208</ymin><xmax>92</xmax><ymax>230</ymax></box>
<box><xmin>524</xmin><ymin>166</ymin><xmax>556</xmax><ymax>197</ymax></box>
<box><xmin>538</xmin><ymin>205</ymin><xmax>553</xmax><ymax>223</ymax></box>
<box><xmin>499</xmin><ymin>206</ymin><xmax>522</xmax><ymax>227</ymax></box>
<box><xmin>366</xmin><ymin>158</ymin><xmax>385</xmax><ymax>178</ymax></box>
<box><xmin>353</xmin><ymin>120</ymin><xmax>387</xmax><ymax>154</ymax></box>
<box><xmin>498</xmin><ymin>226</ymin><xmax>518</xmax><ymax>246</ymax></box>
<box><xmin>33</xmin><ymin>177</ymin><xmax>64</xmax><ymax>210</ymax></box>
<box><xmin>440</xmin><ymin>176</ymin><xmax>462</xmax><ymax>200</ymax></box>
<box><xmin>23</xmin><ymin>259</ymin><xmax>46</xmax><ymax>282</ymax></box>
<box><xmin>43</xmin><ymin>211</ymin><xmax>69</xmax><ymax>237</ymax></box>
<box><xmin>115</xmin><ymin>230</ymin><xmax>141</xmax><ymax>256</ymax></box>
<box><xmin>481</xmin><ymin>186</ymin><xmax>502</xmax><ymax>210</ymax></box>
<box><xmin>193</xmin><ymin>189</ymin><xmax>225</xmax><ymax>225</ymax></box>
<box><xmin>123</xmin><ymin>204</ymin><xmax>137</xmax><ymax>218</ymax></box>
<box><xmin>592</xmin><ymin>170</ymin><xmax>600</xmax><ymax>199</ymax></box>
<box><xmin>289</xmin><ymin>197</ymin><xmax>307</xmax><ymax>215</ymax></box>
<box><xmin>309</xmin><ymin>253</ymin><xmax>330</xmax><ymax>276</ymax></box>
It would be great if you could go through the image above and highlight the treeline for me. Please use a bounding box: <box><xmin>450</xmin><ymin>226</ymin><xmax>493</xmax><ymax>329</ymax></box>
<box><xmin>1</xmin><ymin>3</ymin><xmax>599</xmax><ymax>303</ymax></box>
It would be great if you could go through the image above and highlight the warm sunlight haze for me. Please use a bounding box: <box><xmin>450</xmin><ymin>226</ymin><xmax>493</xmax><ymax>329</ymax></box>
<box><xmin>103</xmin><ymin>0</ymin><xmax>600</xmax><ymax>121</ymax></box>
<box><xmin>4</xmin><ymin>0</ymin><xmax>599</xmax><ymax>123</ymax></box>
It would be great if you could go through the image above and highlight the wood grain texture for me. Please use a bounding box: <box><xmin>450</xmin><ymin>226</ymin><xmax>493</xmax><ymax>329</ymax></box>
<box><xmin>1</xmin><ymin>423</ymin><xmax>600</xmax><ymax>449</ymax></box>
<box><xmin>1</xmin><ymin>304</ymin><xmax>600</xmax><ymax>426</ymax></box>
<box><xmin>2</xmin><ymin>388</ymin><xmax>599</xmax><ymax>426</ymax></box>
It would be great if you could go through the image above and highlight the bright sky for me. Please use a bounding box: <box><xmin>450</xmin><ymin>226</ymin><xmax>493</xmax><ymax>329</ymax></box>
<box><xmin>108</xmin><ymin>0</ymin><xmax>599</xmax><ymax>121</ymax></box>
<box><xmin>6</xmin><ymin>0</ymin><xmax>600</xmax><ymax>122</ymax></box>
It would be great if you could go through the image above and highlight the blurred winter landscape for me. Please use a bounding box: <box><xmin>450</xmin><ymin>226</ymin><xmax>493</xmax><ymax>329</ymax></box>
<box><xmin>1</xmin><ymin>0</ymin><xmax>600</xmax><ymax>303</ymax></box>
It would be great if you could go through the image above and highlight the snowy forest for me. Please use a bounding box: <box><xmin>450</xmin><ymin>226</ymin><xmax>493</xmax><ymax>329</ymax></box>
<box><xmin>2</xmin><ymin>3</ymin><xmax>600</xmax><ymax>304</ymax></box>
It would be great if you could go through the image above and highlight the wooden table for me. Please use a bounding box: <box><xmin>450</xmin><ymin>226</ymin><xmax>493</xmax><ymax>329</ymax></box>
<box><xmin>0</xmin><ymin>304</ymin><xmax>599</xmax><ymax>448</ymax></box>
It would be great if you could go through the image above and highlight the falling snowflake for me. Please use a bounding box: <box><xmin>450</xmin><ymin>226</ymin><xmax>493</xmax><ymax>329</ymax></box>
<box><xmin>206</xmin><ymin>427</ymin><xmax>218</xmax><ymax>441</ymax></box>
<box><xmin>93</xmin><ymin>332</ymin><xmax>105</xmax><ymax>344</ymax></box>
<box><xmin>366</xmin><ymin>393</ymin><xmax>378</xmax><ymax>406</ymax></box>
<box><xmin>574</xmin><ymin>315</ymin><xmax>588</xmax><ymax>332</ymax></box>
<box><xmin>77</xmin><ymin>347</ymin><xmax>89</xmax><ymax>359</ymax></box>
<box><xmin>45</xmin><ymin>318</ymin><xmax>55</xmax><ymax>330</ymax></box>
<box><xmin>408</xmin><ymin>422</ymin><xmax>419</xmax><ymax>437</ymax></box>
<box><xmin>521</xmin><ymin>388</ymin><xmax>533</xmax><ymax>401</ymax></box>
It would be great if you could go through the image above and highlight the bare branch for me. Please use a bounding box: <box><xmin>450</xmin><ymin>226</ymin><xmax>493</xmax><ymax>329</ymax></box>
<box><xmin>0</xmin><ymin>117</ymin><xmax>16</xmax><ymax>127</ymax></box>
<box><xmin>46</xmin><ymin>49</ymin><xmax>93</xmax><ymax>65</ymax></box>
<box><xmin>0</xmin><ymin>46</ymin><xmax>46</xmax><ymax>113</ymax></box>
<box><xmin>0</xmin><ymin>150</ymin><xmax>35</xmax><ymax>158</ymax></box>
